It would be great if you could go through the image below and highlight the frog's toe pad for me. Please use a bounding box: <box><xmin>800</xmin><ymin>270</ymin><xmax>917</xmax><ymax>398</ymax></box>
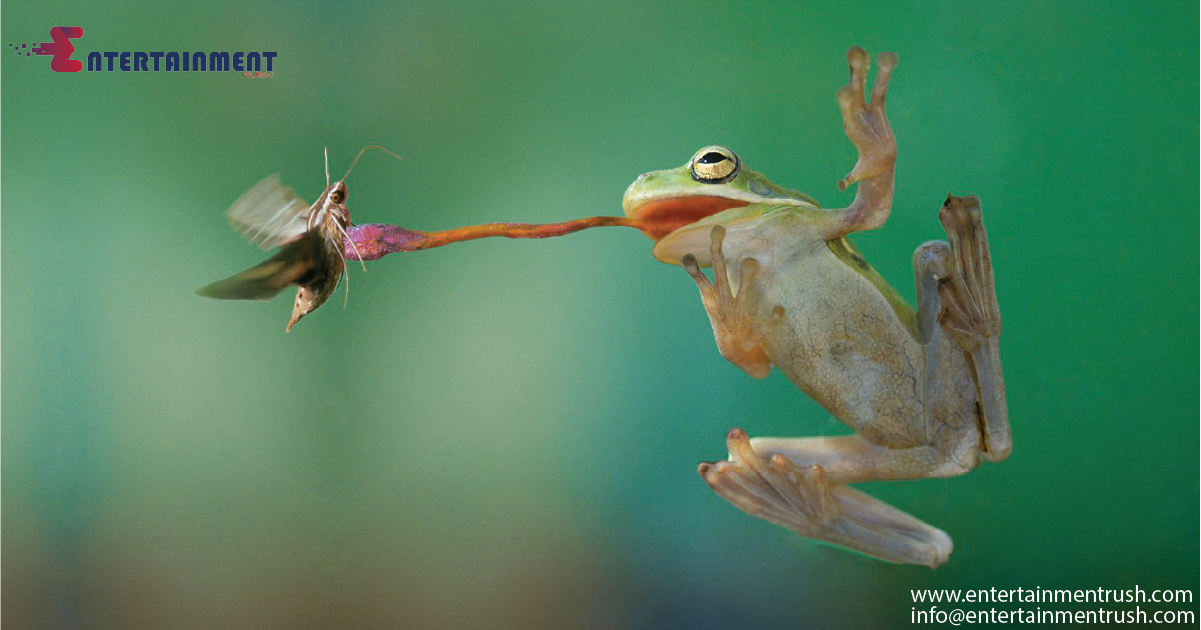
<box><xmin>699</xmin><ymin>428</ymin><xmax>953</xmax><ymax>568</ymax></box>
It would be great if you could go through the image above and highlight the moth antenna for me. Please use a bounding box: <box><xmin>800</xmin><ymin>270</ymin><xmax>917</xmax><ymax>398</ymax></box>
<box><xmin>342</xmin><ymin>145</ymin><xmax>403</xmax><ymax>183</ymax></box>
<box><xmin>334</xmin><ymin>220</ymin><xmax>368</xmax><ymax>272</ymax></box>
<box><xmin>324</xmin><ymin>147</ymin><xmax>331</xmax><ymax>188</ymax></box>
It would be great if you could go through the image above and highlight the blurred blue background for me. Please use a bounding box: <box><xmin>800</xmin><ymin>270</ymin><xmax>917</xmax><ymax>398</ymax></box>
<box><xmin>3</xmin><ymin>1</ymin><xmax>1198</xmax><ymax>628</ymax></box>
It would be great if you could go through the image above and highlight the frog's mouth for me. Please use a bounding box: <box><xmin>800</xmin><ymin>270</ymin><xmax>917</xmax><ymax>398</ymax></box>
<box><xmin>625</xmin><ymin>195</ymin><xmax>751</xmax><ymax>241</ymax></box>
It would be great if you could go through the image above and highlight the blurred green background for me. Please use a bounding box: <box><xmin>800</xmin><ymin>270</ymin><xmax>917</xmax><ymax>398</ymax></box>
<box><xmin>3</xmin><ymin>1</ymin><xmax>1197</xmax><ymax>628</ymax></box>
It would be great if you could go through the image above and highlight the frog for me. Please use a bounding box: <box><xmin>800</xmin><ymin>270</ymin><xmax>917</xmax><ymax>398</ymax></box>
<box><xmin>620</xmin><ymin>47</ymin><xmax>1009</xmax><ymax>568</ymax></box>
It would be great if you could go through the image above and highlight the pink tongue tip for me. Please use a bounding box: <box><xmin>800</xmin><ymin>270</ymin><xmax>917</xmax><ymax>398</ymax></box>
<box><xmin>345</xmin><ymin>223</ymin><xmax>430</xmax><ymax>260</ymax></box>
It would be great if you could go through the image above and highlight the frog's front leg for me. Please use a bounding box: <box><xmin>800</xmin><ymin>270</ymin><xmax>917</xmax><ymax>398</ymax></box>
<box><xmin>821</xmin><ymin>47</ymin><xmax>899</xmax><ymax>239</ymax></box>
<box><xmin>699</xmin><ymin>429</ymin><xmax>952</xmax><ymax>568</ymax></box>
<box><xmin>681</xmin><ymin>225</ymin><xmax>784</xmax><ymax>379</ymax></box>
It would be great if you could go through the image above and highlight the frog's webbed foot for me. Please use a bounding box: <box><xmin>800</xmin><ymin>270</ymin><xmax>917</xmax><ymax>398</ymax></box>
<box><xmin>934</xmin><ymin>195</ymin><xmax>1010</xmax><ymax>461</ymax></box>
<box><xmin>699</xmin><ymin>429</ymin><xmax>953</xmax><ymax>568</ymax></box>
<box><xmin>825</xmin><ymin>47</ymin><xmax>898</xmax><ymax>237</ymax></box>
<box><xmin>682</xmin><ymin>225</ymin><xmax>784</xmax><ymax>379</ymax></box>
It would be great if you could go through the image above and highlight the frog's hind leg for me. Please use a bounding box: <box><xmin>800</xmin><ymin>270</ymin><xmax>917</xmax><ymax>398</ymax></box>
<box><xmin>926</xmin><ymin>195</ymin><xmax>1010</xmax><ymax>461</ymax></box>
<box><xmin>746</xmin><ymin>434</ymin><xmax>974</xmax><ymax>484</ymax></box>
<box><xmin>699</xmin><ymin>429</ymin><xmax>952</xmax><ymax>568</ymax></box>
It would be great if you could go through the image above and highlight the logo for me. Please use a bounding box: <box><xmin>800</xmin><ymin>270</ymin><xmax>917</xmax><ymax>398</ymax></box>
<box><xmin>9</xmin><ymin>27</ymin><xmax>84</xmax><ymax>72</ymax></box>
<box><xmin>9</xmin><ymin>27</ymin><xmax>276</xmax><ymax>76</ymax></box>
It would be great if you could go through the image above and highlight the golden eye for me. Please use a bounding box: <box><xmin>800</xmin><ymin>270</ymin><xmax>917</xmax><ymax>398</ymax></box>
<box><xmin>690</xmin><ymin>146</ymin><xmax>739</xmax><ymax>183</ymax></box>
<box><xmin>330</xmin><ymin>190</ymin><xmax>344</xmax><ymax>204</ymax></box>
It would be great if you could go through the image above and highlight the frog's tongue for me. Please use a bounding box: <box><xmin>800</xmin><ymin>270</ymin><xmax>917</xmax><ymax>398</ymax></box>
<box><xmin>344</xmin><ymin>200</ymin><xmax>747</xmax><ymax>261</ymax></box>
<box><xmin>343</xmin><ymin>216</ymin><xmax>643</xmax><ymax>260</ymax></box>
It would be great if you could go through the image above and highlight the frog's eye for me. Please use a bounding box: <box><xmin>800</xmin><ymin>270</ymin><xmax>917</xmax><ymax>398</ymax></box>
<box><xmin>690</xmin><ymin>146</ymin><xmax>740</xmax><ymax>184</ymax></box>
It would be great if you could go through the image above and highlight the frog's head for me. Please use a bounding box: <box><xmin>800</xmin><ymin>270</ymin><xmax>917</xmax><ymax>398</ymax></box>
<box><xmin>622</xmin><ymin>146</ymin><xmax>818</xmax><ymax>264</ymax></box>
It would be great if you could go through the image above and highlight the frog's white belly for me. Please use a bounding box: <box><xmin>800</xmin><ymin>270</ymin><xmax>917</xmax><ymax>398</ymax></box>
<box><xmin>757</xmin><ymin>244</ymin><xmax>928</xmax><ymax>447</ymax></box>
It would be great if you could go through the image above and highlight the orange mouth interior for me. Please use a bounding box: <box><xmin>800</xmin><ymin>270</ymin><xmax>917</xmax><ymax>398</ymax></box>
<box><xmin>630</xmin><ymin>196</ymin><xmax>751</xmax><ymax>240</ymax></box>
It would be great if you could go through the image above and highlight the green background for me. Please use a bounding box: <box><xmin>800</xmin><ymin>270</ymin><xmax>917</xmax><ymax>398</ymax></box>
<box><xmin>3</xmin><ymin>1</ymin><xmax>1197</xmax><ymax>628</ymax></box>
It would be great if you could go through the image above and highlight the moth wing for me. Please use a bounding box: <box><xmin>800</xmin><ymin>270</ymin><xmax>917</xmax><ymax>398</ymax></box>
<box><xmin>226</xmin><ymin>174</ymin><xmax>311</xmax><ymax>251</ymax></box>
<box><xmin>196</xmin><ymin>231</ymin><xmax>322</xmax><ymax>300</ymax></box>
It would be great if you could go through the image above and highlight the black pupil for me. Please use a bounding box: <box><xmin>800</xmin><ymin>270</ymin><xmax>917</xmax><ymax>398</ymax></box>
<box><xmin>697</xmin><ymin>152</ymin><xmax>728</xmax><ymax>164</ymax></box>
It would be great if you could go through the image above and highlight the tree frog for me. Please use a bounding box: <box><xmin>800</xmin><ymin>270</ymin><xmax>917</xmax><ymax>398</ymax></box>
<box><xmin>621</xmin><ymin>48</ymin><xmax>1009</xmax><ymax>568</ymax></box>
<box><xmin>207</xmin><ymin>46</ymin><xmax>1011</xmax><ymax>568</ymax></box>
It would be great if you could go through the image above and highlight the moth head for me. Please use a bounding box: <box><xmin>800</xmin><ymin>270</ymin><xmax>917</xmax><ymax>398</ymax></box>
<box><xmin>329</xmin><ymin>181</ymin><xmax>348</xmax><ymax>205</ymax></box>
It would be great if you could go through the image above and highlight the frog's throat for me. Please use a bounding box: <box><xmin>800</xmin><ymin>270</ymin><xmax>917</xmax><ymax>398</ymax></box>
<box><xmin>626</xmin><ymin>196</ymin><xmax>751</xmax><ymax>240</ymax></box>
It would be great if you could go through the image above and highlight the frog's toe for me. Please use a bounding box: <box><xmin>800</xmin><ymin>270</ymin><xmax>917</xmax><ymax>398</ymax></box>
<box><xmin>845</xmin><ymin>46</ymin><xmax>870</xmax><ymax>106</ymax></box>
<box><xmin>708</xmin><ymin>225</ymin><xmax>730</xmax><ymax>294</ymax></box>
<box><xmin>682</xmin><ymin>253</ymin><xmax>715</xmax><ymax>300</ymax></box>
<box><xmin>870</xmin><ymin>51</ymin><xmax>898</xmax><ymax>113</ymax></box>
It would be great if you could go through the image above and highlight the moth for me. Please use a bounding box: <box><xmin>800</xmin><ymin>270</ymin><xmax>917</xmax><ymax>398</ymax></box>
<box><xmin>196</xmin><ymin>147</ymin><xmax>399</xmax><ymax>331</ymax></box>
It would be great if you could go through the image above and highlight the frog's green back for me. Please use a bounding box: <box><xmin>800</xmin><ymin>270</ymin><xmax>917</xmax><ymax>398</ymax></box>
<box><xmin>827</xmin><ymin>236</ymin><xmax>919</xmax><ymax>340</ymax></box>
